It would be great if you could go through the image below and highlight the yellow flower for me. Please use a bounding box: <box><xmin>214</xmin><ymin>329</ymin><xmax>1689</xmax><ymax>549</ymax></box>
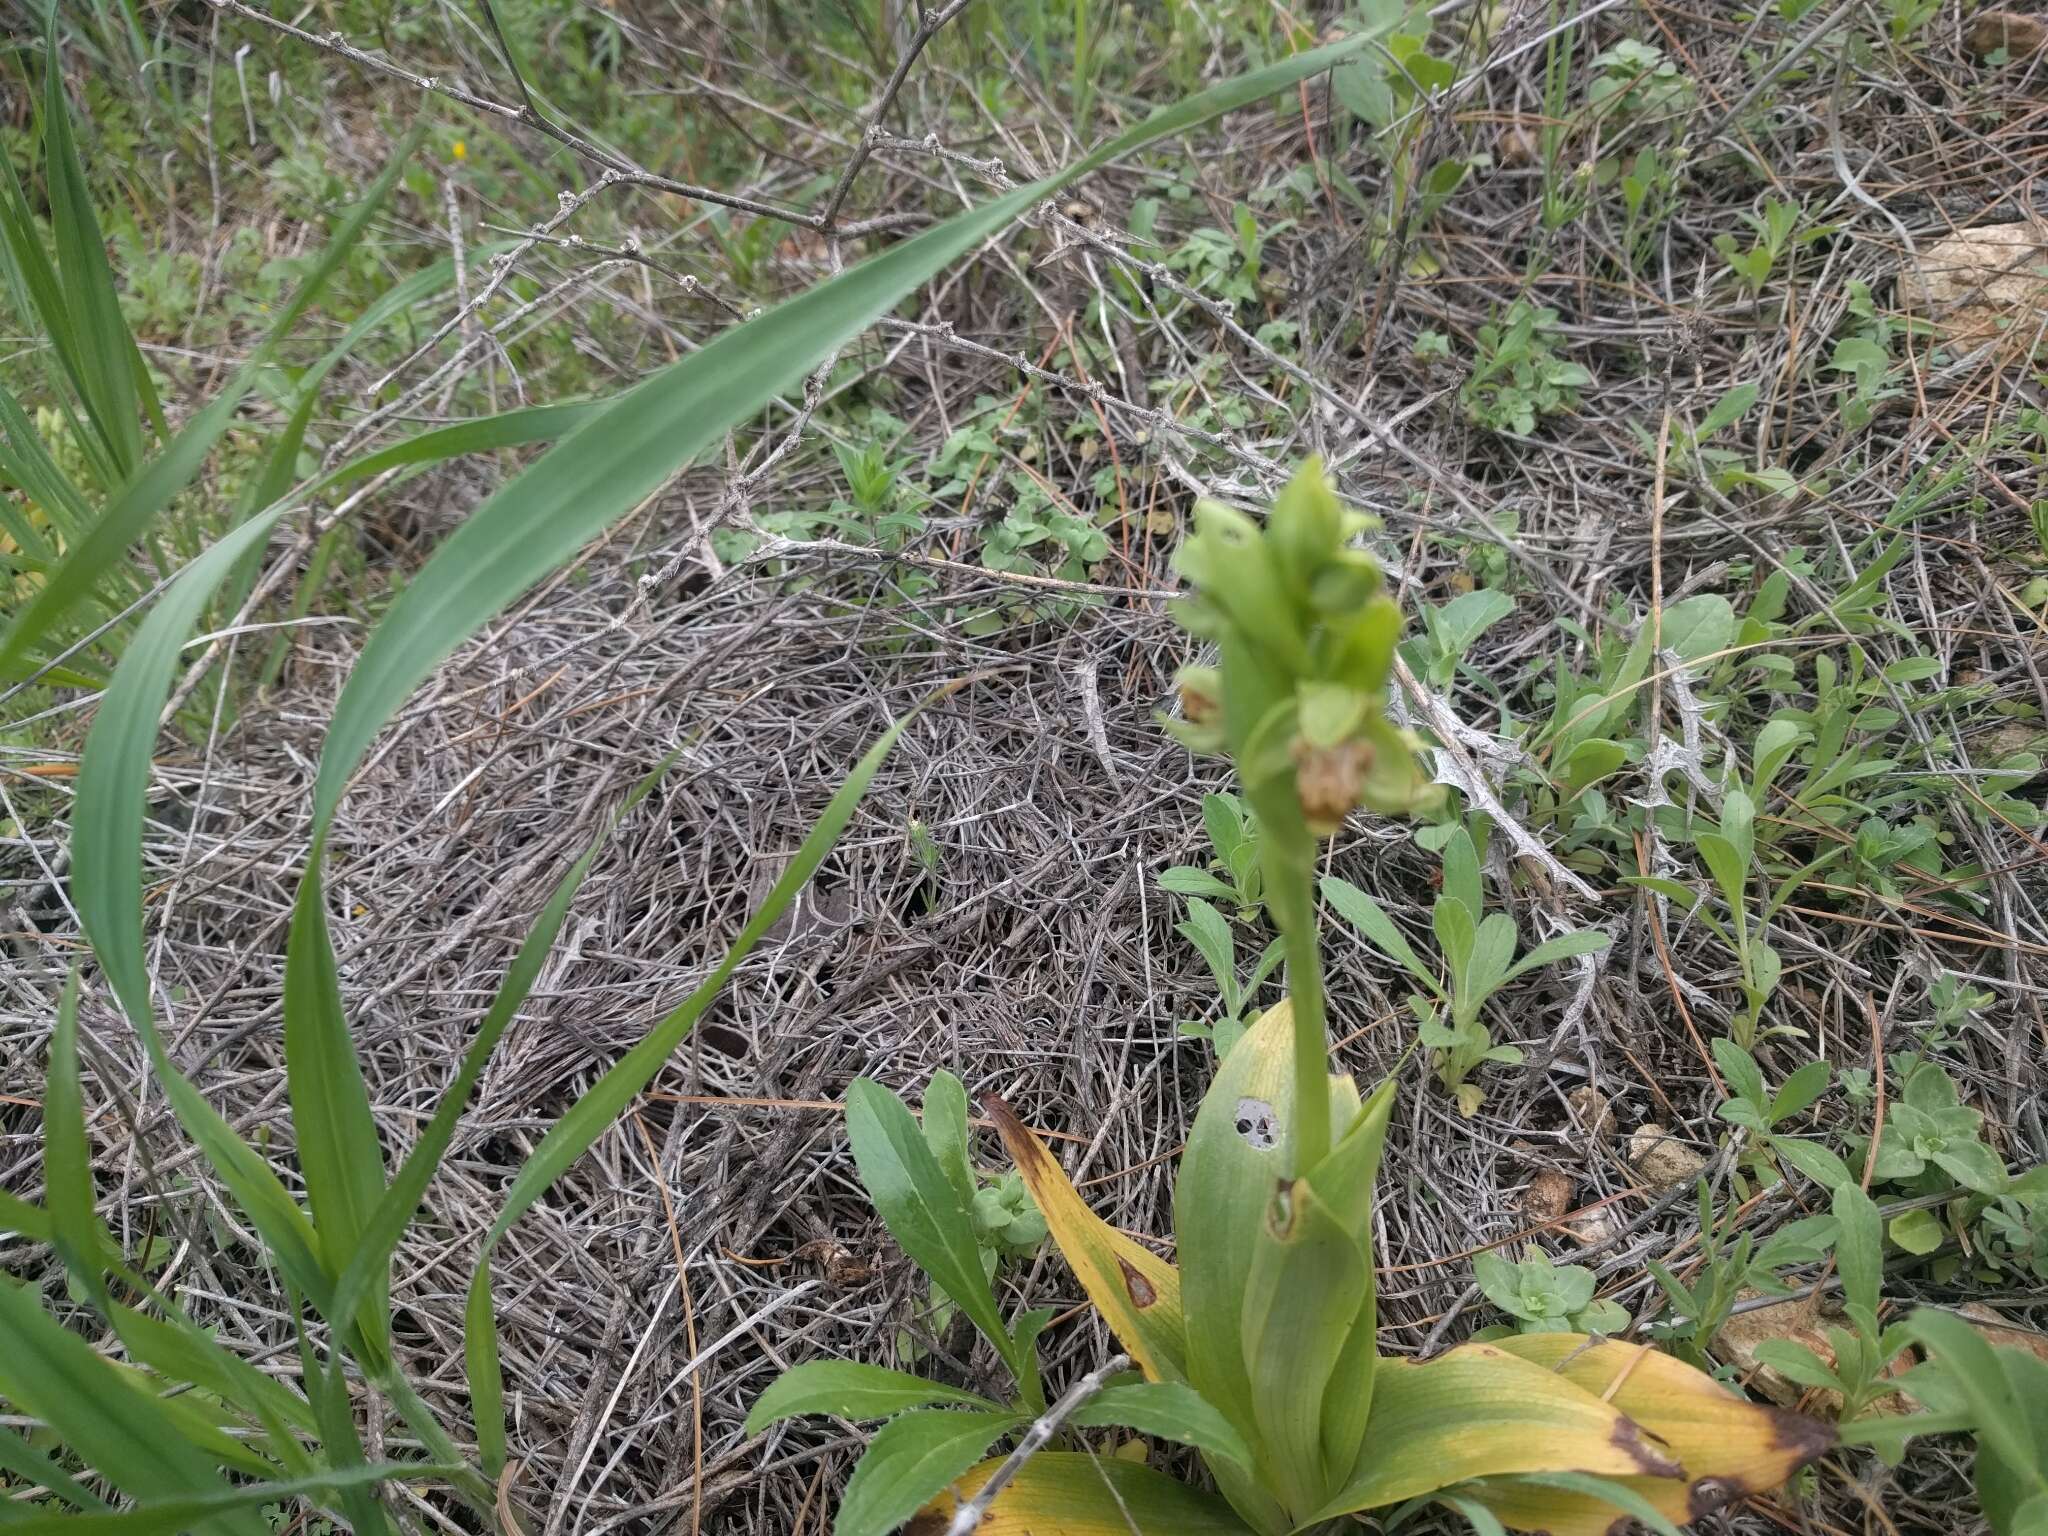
<box><xmin>451</xmin><ymin>139</ymin><xmax>467</xmax><ymax>161</ymax></box>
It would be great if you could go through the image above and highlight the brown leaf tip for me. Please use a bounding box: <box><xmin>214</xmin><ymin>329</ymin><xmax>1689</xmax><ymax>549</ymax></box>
<box><xmin>1768</xmin><ymin>1405</ymin><xmax>1837</xmax><ymax>1470</ymax></box>
<box><xmin>1117</xmin><ymin>1255</ymin><xmax>1159</xmax><ymax>1309</ymax></box>
<box><xmin>1686</xmin><ymin>1477</ymin><xmax>1746</xmax><ymax>1521</ymax></box>
<box><xmin>983</xmin><ymin>1093</ymin><xmax>1051</xmax><ymax>1176</ymax></box>
<box><xmin>1611</xmin><ymin>1417</ymin><xmax>1683</xmax><ymax>1480</ymax></box>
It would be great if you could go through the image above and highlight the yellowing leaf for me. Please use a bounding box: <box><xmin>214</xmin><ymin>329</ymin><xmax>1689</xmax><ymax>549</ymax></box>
<box><xmin>908</xmin><ymin>1452</ymin><xmax>1254</xmax><ymax>1534</ymax></box>
<box><xmin>1471</xmin><ymin>1335</ymin><xmax>1833</xmax><ymax>1534</ymax></box>
<box><xmin>1310</xmin><ymin>1342</ymin><xmax>1682</xmax><ymax>1523</ymax></box>
<box><xmin>985</xmin><ymin>1097</ymin><xmax>1186</xmax><ymax>1383</ymax></box>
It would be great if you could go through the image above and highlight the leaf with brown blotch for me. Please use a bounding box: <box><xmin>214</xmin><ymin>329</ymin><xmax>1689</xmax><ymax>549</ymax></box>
<box><xmin>984</xmin><ymin>1096</ymin><xmax>1187</xmax><ymax>1383</ymax></box>
<box><xmin>1309</xmin><ymin>1342</ymin><xmax>1684</xmax><ymax>1523</ymax></box>
<box><xmin>907</xmin><ymin>1452</ymin><xmax>1254</xmax><ymax>1534</ymax></box>
<box><xmin>1470</xmin><ymin>1335</ymin><xmax>1835</xmax><ymax>1534</ymax></box>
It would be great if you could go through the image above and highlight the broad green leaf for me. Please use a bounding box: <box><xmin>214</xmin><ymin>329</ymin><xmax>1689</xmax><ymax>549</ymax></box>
<box><xmin>1304</xmin><ymin>1078</ymin><xmax>1396</xmax><ymax>1487</ymax></box>
<box><xmin>1159</xmin><ymin>867</ymin><xmax>1238</xmax><ymax>902</ymax></box>
<box><xmin>1502</xmin><ymin>928</ymin><xmax>1609</xmax><ymax>985</ymax></box>
<box><xmin>847</xmin><ymin>1078</ymin><xmax>1008</xmax><ymax>1356</ymax></box>
<box><xmin>1930</xmin><ymin>1138</ymin><xmax>2008</xmax><ymax>1196</ymax></box>
<box><xmin>745</xmin><ymin>1362</ymin><xmax>998</xmax><ymax>1433</ymax></box>
<box><xmin>1430</xmin><ymin>589</ymin><xmax>1516</xmax><ymax>660</ymax></box>
<box><xmin>1558</xmin><ymin>738</ymin><xmax>1626</xmax><ymax>795</ymax></box>
<box><xmin>1659</xmin><ymin>594</ymin><xmax>1735</xmax><ymax>662</ymax></box>
<box><xmin>986</xmin><ymin>1097</ymin><xmax>1187</xmax><ymax>1384</ymax></box>
<box><xmin>1770</xmin><ymin>1060</ymin><xmax>1831</xmax><ymax>1122</ymax></box>
<box><xmin>1312</xmin><ymin>1343</ymin><xmax>1679</xmax><ymax>1522</ymax></box>
<box><xmin>1201</xmin><ymin>793</ymin><xmax>1249</xmax><ymax>864</ymax></box>
<box><xmin>1474</xmin><ymin>1335</ymin><xmax>1833</xmax><ymax>1535</ymax></box>
<box><xmin>921</xmin><ymin>1070</ymin><xmax>977</xmax><ymax>1212</ymax></box>
<box><xmin>1175</xmin><ymin>898</ymin><xmax>1239</xmax><ymax>1009</ymax></box>
<box><xmin>1170</xmin><ymin>1001</ymin><xmax>1302</xmax><ymax>1535</ymax></box>
<box><xmin>1902</xmin><ymin>1310</ymin><xmax>2044</xmax><ymax>1510</ymax></box>
<box><xmin>1465</xmin><ymin>912</ymin><xmax>1520</xmax><ymax>1009</ymax></box>
<box><xmin>1751</xmin><ymin>718</ymin><xmax>1808</xmax><ymax>798</ymax></box>
<box><xmin>1694</xmin><ymin>832</ymin><xmax>1747</xmax><ymax>910</ymax></box>
<box><xmin>465</xmin><ymin>710</ymin><xmax>922</xmax><ymax>1471</ymax></box>
<box><xmin>913</xmin><ymin>1453</ymin><xmax>1254</xmax><ymax>1534</ymax></box>
<box><xmin>1240</xmin><ymin>1175</ymin><xmax>1369</xmax><ymax>1513</ymax></box>
<box><xmin>1751</xmin><ymin>1341</ymin><xmax>1847</xmax><ymax>1390</ymax></box>
<box><xmin>1322</xmin><ymin>877</ymin><xmax>1439</xmax><ymax>992</ymax></box>
<box><xmin>1440</xmin><ymin>826</ymin><xmax>1482</xmax><ymax>926</ymax></box>
<box><xmin>1621</xmin><ymin>874</ymin><xmax>1706</xmax><ymax>911</ymax></box>
<box><xmin>1696</xmin><ymin>382</ymin><xmax>1759</xmax><ymax>441</ymax></box>
<box><xmin>836</xmin><ymin>1409</ymin><xmax>1020</xmax><ymax>1536</ymax></box>
<box><xmin>1721</xmin><ymin>788</ymin><xmax>1757</xmax><ymax>869</ymax></box>
<box><xmin>1709</xmin><ymin>1038</ymin><xmax>1767</xmax><ymax>1108</ymax></box>
<box><xmin>1832</xmin><ymin>1182</ymin><xmax>1883</xmax><ymax>1317</ymax></box>
<box><xmin>1773</xmin><ymin>1137</ymin><xmax>1852</xmax><ymax>1192</ymax></box>
<box><xmin>1067</xmin><ymin>1381</ymin><xmax>1254</xmax><ymax>1471</ymax></box>
<box><xmin>307</xmin><ymin>33</ymin><xmax>1379</xmax><ymax>830</ymax></box>
<box><xmin>1432</xmin><ymin>897</ymin><xmax>1478</xmax><ymax>993</ymax></box>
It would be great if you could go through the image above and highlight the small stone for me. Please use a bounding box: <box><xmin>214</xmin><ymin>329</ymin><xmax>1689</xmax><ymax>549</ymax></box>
<box><xmin>1896</xmin><ymin>218</ymin><xmax>2048</xmax><ymax>342</ymax></box>
<box><xmin>1563</xmin><ymin>1205</ymin><xmax>1619</xmax><ymax>1250</ymax></box>
<box><xmin>1966</xmin><ymin>10</ymin><xmax>2048</xmax><ymax>57</ymax></box>
<box><xmin>1499</xmin><ymin>123</ymin><xmax>1540</xmax><ymax>168</ymax></box>
<box><xmin>1628</xmin><ymin>1123</ymin><xmax>1708</xmax><ymax>1188</ymax></box>
<box><xmin>1522</xmin><ymin>1168</ymin><xmax>1575</xmax><ymax>1226</ymax></box>
<box><xmin>1566</xmin><ymin>1085</ymin><xmax>1616</xmax><ymax>1148</ymax></box>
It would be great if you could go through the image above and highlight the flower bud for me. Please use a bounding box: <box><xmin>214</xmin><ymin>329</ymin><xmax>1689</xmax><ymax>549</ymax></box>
<box><xmin>1290</xmin><ymin>736</ymin><xmax>1376</xmax><ymax>836</ymax></box>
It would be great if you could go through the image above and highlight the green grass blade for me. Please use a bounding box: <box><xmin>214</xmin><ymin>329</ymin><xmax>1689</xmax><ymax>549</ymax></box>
<box><xmin>308</xmin><ymin>29</ymin><xmax>1374</xmax><ymax>829</ymax></box>
<box><xmin>325</xmin><ymin>753</ymin><xmax>679</xmax><ymax>1354</ymax></box>
<box><xmin>282</xmin><ymin>863</ymin><xmax>388</xmax><ymax>1346</ymax></box>
<box><xmin>0</xmin><ymin>1461</ymin><xmax>452</xmax><ymax>1536</ymax></box>
<box><xmin>0</xmin><ymin>381</ymin><xmax>95</xmax><ymax>541</ymax></box>
<box><xmin>44</xmin><ymin>972</ymin><xmax>106</xmax><ymax>1302</ymax></box>
<box><xmin>0</xmin><ymin>1281</ymin><xmax>256</xmax><ymax>1533</ymax></box>
<box><xmin>0</xmin><ymin>1190</ymin><xmax>55</xmax><ymax>1242</ymax></box>
<box><xmin>0</xmin><ymin>146</ymin><xmax>101</xmax><ymax>482</ymax></box>
<box><xmin>0</xmin><ymin>125</ymin><xmax>420</xmax><ymax>678</ymax></box>
<box><xmin>67</xmin><ymin>498</ymin><xmax>331</xmax><ymax>1304</ymax></box>
<box><xmin>0</xmin><ymin>1420</ymin><xmax>110</xmax><ymax>1514</ymax></box>
<box><xmin>38</xmin><ymin>11</ymin><xmax>149</xmax><ymax>475</ymax></box>
<box><xmin>75</xmin><ymin>396</ymin><xmax>612</xmax><ymax>1037</ymax></box>
<box><xmin>464</xmin><ymin>705</ymin><xmax>928</xmax><ymax>1471</ymax></box>
<box><xmin>103</xmin><ymin>1302</ymin><xmax>318</xmax><ymax>1453</ymax></box>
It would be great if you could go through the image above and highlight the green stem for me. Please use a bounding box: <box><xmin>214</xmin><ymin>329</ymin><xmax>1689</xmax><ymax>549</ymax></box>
<box><xmin>1265</xmin><ymin>834</ymin><xmax>1330</xmax><ymax>1178</ymax></box>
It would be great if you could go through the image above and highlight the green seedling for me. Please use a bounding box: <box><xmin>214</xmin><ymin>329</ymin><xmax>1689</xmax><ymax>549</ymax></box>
<box><xmin>1643</xmin><ymin>1179</ymin><xmax>1839</xmax><ymax>1372</ymax></box>
<box><xmin>1159</xmin><ymin>791</ymin><xmax>1267</xmax><ymax>921</ymax></box>
<box><xmin>1326</xmin><ymin>821</ymin><xmax>1611</xmax><ymax>1116</ymax></box>
<box><xmin>1460</xmin><ymin>301</ymin><xmax>1593</xmax><ymax>436</ymax></box>
<box><xmin>1475</xmin><ymin>1248</ymin><xmax>1629</xmax><ymax>1336</ymax></box>
<box><xmin>1172</xmin><ymin>895</ymin><xmax>1284</xmax><ymax>1059</ymax></box>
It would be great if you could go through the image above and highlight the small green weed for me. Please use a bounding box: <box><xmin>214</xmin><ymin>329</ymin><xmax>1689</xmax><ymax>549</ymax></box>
<box><xmin>1460</xmin><ymin>302</ymin><xmax>1592</xmax><ymax>435</ymax></box>
<box><xmin>1324</xmin><ymin>820</ymin><xmax>1610</xmax><ymax>1115</ymax></box>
